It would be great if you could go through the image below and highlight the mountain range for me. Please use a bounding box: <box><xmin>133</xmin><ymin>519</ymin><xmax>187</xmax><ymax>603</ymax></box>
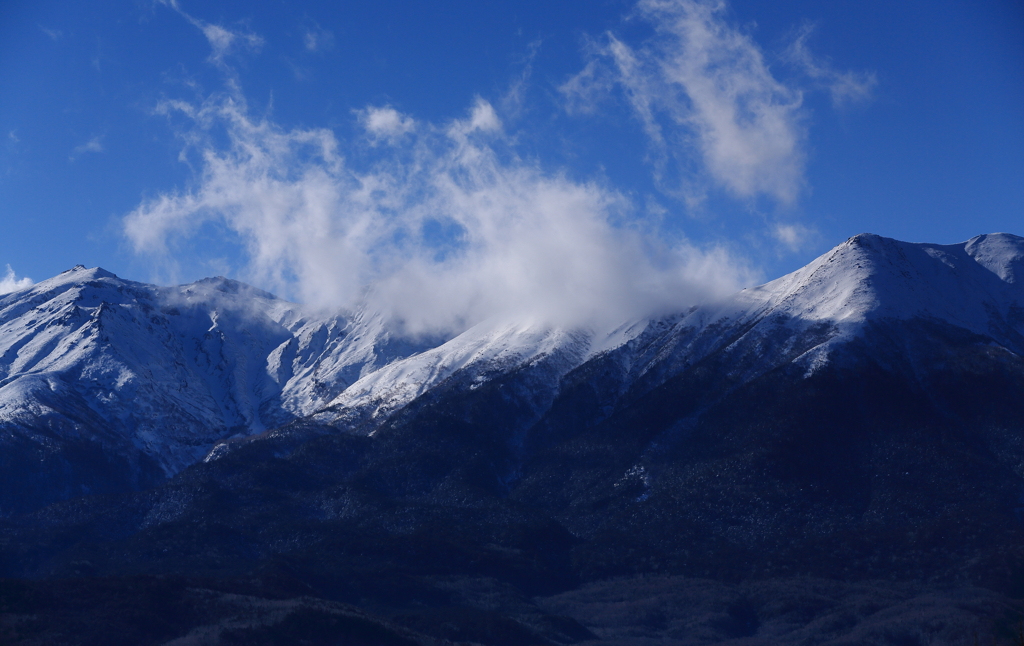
<box><xmin>1</xmin><ymin>233</ymin><xmax>1023</xmax><ymax>645</ymax></box>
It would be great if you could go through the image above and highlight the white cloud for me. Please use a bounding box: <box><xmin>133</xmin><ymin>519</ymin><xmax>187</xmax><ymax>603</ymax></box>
<box><xmin>563</xmin><ymin>0</ymin><xmax>809</xmax><ymax>204</ymax></box>
<box><xmin>127</xmin><ymin>0</ymin><xmax>768</xmax><ymax>334</ymax></box>
<box><xmin>70</xmin><ymin>136</ymin><xmax>104</xmax><ymax>161</ymax></box>
<box><xmin>158</xmin><ymin>0</ymin><xmax>263</xmax><ymax>67</ymax></box>
<box><xmin>499</xmin><ymin>40</ymin><xmax>540</xmax><ymax>119</ymax></box>
<box><xmin>124</xmin><ymin>91</ymin><xmax>757</xmax><ymax>335</ymax></box>
<box><xmin>359</xmin><ymin>106</ymin><xmax>416</xmax><ymax>142</ymax></box>
<box><xmin>0</xmin><ymin>265</ymin><xmax>33</xmax><ymax>295</ymax></box>
<box><xmin>605</xmin><ymin>34</ymin><xmax>665</xmax><ymax>149</ymax></box>
<box><xmin>448</xmin><ymin>97</ymin><xmax>503</xmax><ymax>138</ymax></box>
<box><xmin>303</xmin><ymin>31</ymin><xmax>318</xmax><ymax>51</ymax></box>
<box><xmin>785</xmin><ymin>24</ymin><xmax>876</xmax><ymax>108</ymax></box>
<box><xmin>771</xmin><ymin>222</ymin><xmax>813</xmax><ymax>252</ymax></box>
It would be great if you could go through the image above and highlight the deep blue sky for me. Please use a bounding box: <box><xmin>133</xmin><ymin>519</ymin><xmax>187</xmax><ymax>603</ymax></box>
<box><xmin>1</xmin><ymin>0</ymin><xmax>1021</xmax><ymax>319</ymax></box>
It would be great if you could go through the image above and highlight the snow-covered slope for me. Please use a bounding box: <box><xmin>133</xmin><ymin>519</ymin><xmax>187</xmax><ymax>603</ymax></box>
<box><xmin>313</xmin><ymin>319</ymin><xmax>600</xmax><ymax>430</ymax></box>
<box><xmin>0</xmin><ymin>266</ymin><xmax>435</xmax><ymax>478</ymax></box>
<box><xmin>228</xmin><ymin>233</ymin><xmax>1024</xmax><ymax>464</ymax></box>
<box><xmin>2</xmin><ymin>233</ymin><xmax>1021</xmax><ymax>507</ymax></box>
<box><xmin>556</xmin><ymin>233</ymin><xmax>1024</xmax><ymax>408</ymax></box>
<box><xmin>730</xmin><ymin>232</ymin><xmax>1023</xmax><ymax>335</ymax></box>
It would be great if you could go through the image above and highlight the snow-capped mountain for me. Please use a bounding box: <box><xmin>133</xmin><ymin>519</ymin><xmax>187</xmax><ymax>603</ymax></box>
<box><xmin>312</xmin><ymin>320</ymin><xmax>629</xmax><ymax>430</ymax></box>
<box><xmin>2</xmin><ymin>234</ymin><xmax>1023</xmax><ymax>645</ymax></box>
<box><xmin>190</xmin><ymin>231</ymin><xmax>1024</xmax><ymax>476</ymax></box>
<box><xmin>568</xmin><ymin>232</ymin><xmax>1024</xmax><ymax>407</ymax></box>
<box><xmin>0</xmin><ymin>266</ymin><xmax>442</xmax><ymax>512</ymax></box>
<box><xmin>1</xmin><ymin>233</ymin><xmax>1021</xmax><ymax>516</ymax></box>
<box><xmin>259</xmin><ymin>235</ymin><xmax>1024</xmax><ymax>448</ymax></box>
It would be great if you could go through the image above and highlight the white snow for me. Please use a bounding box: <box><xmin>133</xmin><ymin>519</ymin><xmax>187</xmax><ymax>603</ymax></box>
<box><xmin>0</xmin><ymin>268</ymin><xmax>435</xmax><ymax>475</ymax></box>
<box><xmin>2</xmin><ymin>233</ymin><xmax>1021</xmax><ymax>474</ymax></box>
<box><xmin>619</xmin><ymin>233</ymin><xmax>1024</xmax><ymax>384</ymax></box>
<box><xmin>316</xmin><ymin>317</ymin><xmax>598</xmax><ymax>428</ymax></box>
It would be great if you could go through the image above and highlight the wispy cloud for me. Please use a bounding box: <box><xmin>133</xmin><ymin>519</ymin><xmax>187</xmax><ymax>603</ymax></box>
<box><xmin>39</xmin><ymin>25</ymin><xmax>62</xmax><ymax>41</ymax></box>
<box><xmin>126</xmin><ymin>0</ymin><xmax>783</xmax><ymax>334</ymax></box>
<box><xmin>301</xmin><ymin>22</ymin><xmax>334</xmax><ymax>53</ymax></box>
<box><xmin>450</xmin><ymin>97</ymin><xmax>502</xmax><ymax>136</ymax></box>
<box><xmin>499</xmin><ymin>40</ymin><xmax>541</xmax><ymax>120</ymax></box>
<box><xmin>562</xmin><ymin>0</ymin><xmax>807</xmax><ymax>204</ymax></box>
<box><xmin>0</xmin><ymin>265</ymin><xmax>33</xmax><ymax>295</ymax></box>
<box><xmin>560</xmin><ymin>59</ymin><xmax>613</xmax><ymax>117</ymax></box>
<box><xmin>124</xmin><ymin>89</ymin><xmax>756</xmax><ymax>334</ymax></box>
<box><xmin>785</xmin><ymin>23</ymin><xmax>876</xmax><ymax>108</ymax></box>
<box><xmin>772</xmin><ymin>222</ymin><xmax>814</xmax><ymax>252</ymax></box>
<box><xmin>70</xmin><ymin>136</ymin><xmax>104</xmax><ymax>161</ymax></box>
<box><xmin>91</xmin><ymin>44</ymin><xmax>103</xmax><ymax>73</ymax></box>
<box><xmin>157</xmin><ymin>0</ymin><xmax>263</xmax><ymax>68</ymax></box>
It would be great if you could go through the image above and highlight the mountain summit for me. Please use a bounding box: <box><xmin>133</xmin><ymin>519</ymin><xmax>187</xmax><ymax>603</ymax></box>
<box><xmin>0</xmin><ymin>267</ymin><xmax>435</xmax><ymax>512</ymax></box>
<box><xmin>1</xmin><ymin>233</ymin><xmax>1023</xmax><ymax>644</ymax></box>
<box><xmin>1</xmin><ymin>233</ymin><xmax>1021</xmax><ymax>516</ymax></box>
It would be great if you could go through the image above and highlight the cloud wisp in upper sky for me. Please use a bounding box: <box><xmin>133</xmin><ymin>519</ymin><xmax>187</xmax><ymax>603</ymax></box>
<box><xmin>157</xmin><ymin>0</ymin><xmax>263</xmax><ymax>68</ymax></box>
<box><xmin>70</xmin><ymin>136</ymin><xmax>104</xmax><ymax>162</ymax></box>
<box><xmin>358</xmin><ymin>106</ymin><xmax>416</xmax><ymax>143</ymax></box>
<box><xmin>38</xmin><ymin>25</ymin><xmax>63</xmax><ymax>41</ymax></box>
<box><xmin>300</xmin><ymin>21</ymin><xmax>335</xmax><ymax>54</ymax></box>
<box><xmin>562</xmin><ymin>0</ymin><xmax>872</xmax><ymax>206</ymax></box>
<box><xmin>123</xmin><ymin>0</ymin><xmax>876</xmax><ymax>334</ymax></box>
<box><xmin>785</xmin><ymin>23</ymin><xmax>877</xmax><ymax>109</ymax></box>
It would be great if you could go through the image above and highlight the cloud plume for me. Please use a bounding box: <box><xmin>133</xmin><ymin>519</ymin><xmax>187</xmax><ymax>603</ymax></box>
<box><xmin>562</xmin><ymin>0</ymin><xmax>827</xmax><ymax>204</ymax></box>
<box><xmin>128</xmin><ymin>0</ymin><xmax>888</xmax><ymax>335</ymax></box>
<box><xmin>124</xmin><ymin>90</ymin><xmax>756</xmax><ymax>334</ymax></box>
<box><xmin>0</xmin><ymin>265</ymin><xmax>33</xmax><ymax>295</ymax></box>
<box><xmin>785</xmin><ymin>23</ymin><xmax>876</xmax><ymax>108</ymax></box>
<box><xmin>157</xmin><ymin>0</ymin><xmax>263</xmax><ymax>67</ymax></box>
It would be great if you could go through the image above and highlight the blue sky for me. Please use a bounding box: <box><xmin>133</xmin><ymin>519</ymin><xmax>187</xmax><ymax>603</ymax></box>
<box><xmin>1</xmin><ymin>0</ymin><xmax>1021</xmax><ymax>328</ymax></box>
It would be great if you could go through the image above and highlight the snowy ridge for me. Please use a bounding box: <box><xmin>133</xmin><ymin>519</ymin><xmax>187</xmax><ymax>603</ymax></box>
<box><xmin>1</xmin><ymin>233</ymin><xmax>1021</xmax><ymax>478</ymax></box>
<box><xmin>740</xmin><ymin>232</ymin><xmax>1024</xmax><ymax>330</ymax></box>
<box><xmin>609</xmin><ymin>233</ymin><xmax>1024</xmax><ymax>391</ymax></box>
<box><xmin>267</xmin><ymin>308</ymin><xmax>448</xmax><ymax>423</ymax></box>
<box><xmin>314</xmin><ymin>318</ymin><xmax>604</xmax><ymax>430</ymax></box>
<box><xmin>305</xmin><ymin>233</ymin><xmax>1024</xmax><ymax>440</ymax></box>
<box><xmin>0</xmin><ymin>267</ymin><xmax>433</xmax><ymax>476</ymax></box>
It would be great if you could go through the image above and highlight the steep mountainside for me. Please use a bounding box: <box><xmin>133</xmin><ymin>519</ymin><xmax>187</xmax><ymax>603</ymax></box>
<box><xmin>0</xmin><ymin>268</ymin><xmax>648</xmax><ymax>515</ymax></box>
<box><xmin>216</xmin><ymin>232</ymin><xmax>1024</xmax><ymax>467</ymax></box>
<box><xmin>556</xmin><ymin>232</ymin><xmax>1024</xmax><ymax>409</ymax></box>
<box><xmin>0</xmin><ymin>267</ymin><xmax>442</xmax><ymax>514</ymax></box>
<box><xmin>1</xmin><ymin>233</ymin><xmax>1022</xmax><ymax>645</ymax></box>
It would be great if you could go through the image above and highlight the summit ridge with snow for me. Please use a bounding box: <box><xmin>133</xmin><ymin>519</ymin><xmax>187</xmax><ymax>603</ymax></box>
<box><xmin>0</xmin><ymin>233</ymin><xmax>1021</xmax><ymax>514</ymax></box>
<box><xmin>2</xmin><ymin>234</ymin><xmax>1024</xmax><ymax>645</ymax></box>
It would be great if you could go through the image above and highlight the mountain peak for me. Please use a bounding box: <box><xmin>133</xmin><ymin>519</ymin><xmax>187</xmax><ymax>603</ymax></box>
<box><xmin>15</xmin><ymin>266</ymin><xmax>126</xmax><ymax>300</ymax></box>
<box><xmin>964</xmin><ymin>232</ymin><xmax>1024</xmax><ymax>284</ymax></box>
<box><xmin>181</xmin><ymin>276</ymin><xmax>279</xmax><ymax>301</ymax></box>
<box><xmin>744</xmin><ymin>232</ymin><xmax>1024</xmax><ymax>344</ymax></box>
<box><xmin>58</xmin><ymin>265</ymin><xmax>118</xmax><ymax>280</ymax></box>
<box><xmin>1</xmin><ymin>232</ymin><xmax>1021</xmax><ymax>516</ymax></box>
